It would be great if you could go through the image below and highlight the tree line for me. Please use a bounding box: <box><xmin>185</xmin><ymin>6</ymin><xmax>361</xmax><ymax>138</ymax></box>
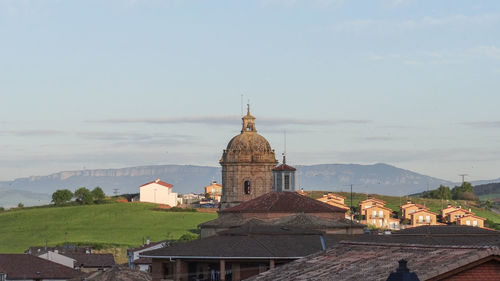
<box><xmin>422</xmin><ymin>182</ymin><xmax>477</xmax><ymax>201</ymax></box>
<box><xmin>51</xmin><ymin>187</ymin><xmax>106</xmax><ymax>206</ymax></box>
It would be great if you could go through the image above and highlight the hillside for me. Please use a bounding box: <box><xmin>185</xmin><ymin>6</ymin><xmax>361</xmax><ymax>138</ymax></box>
<box><xmin>0</xmin><ymin>202</ymin><xmax>217</xmax><ymax>253</ymax></box>
<box><xmin>0</xmin><ymin>163</ymin><xmax>458</xmax><ymax>208</ymax></box>
<box><xmin>307</xmin><ymin>191</ymin><xmax>500</xmax><ymax>227</ymax></box>
<box><xmin>474</xmin><ymin>182</ymin><xmax>500</xmax><ymax>201</ymax></box>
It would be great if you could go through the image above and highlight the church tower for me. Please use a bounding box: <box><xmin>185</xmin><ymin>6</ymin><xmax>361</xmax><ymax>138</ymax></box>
<box><xmin>219</xmin><ymin>106</ymin><xmax>278</xmax><ymax>210</ymax></box>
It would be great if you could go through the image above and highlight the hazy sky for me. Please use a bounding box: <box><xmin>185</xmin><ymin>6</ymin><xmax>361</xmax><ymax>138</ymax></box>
<box><xmin>1</xmin><ymin>0</ymin><xmax>500</xmax><ymax>182</ymax></box>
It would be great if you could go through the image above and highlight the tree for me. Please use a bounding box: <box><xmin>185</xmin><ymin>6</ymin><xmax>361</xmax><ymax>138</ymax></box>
<box><xmin>17</xmin><ymin>202</ymin><xmax>24</xmax><ymax>208</ymax></box>
<box><xmin>0</xmin><ymin>207</ymin><xmax>4</xmax><ymax>212</ymax></box>
<box><xmin>452</xmin><ymin>182</ymin><xmax>477</xmax><ymax>201</ymax></box>
<box><xmin>52</xmin><ymin>189</ymin><xmax>73</xmax><ymax>205</ymax></box>
<box><xmin>74</xmin><ymin>187</ymin><xmax>93</xmax><ymax>204</ymax></box>
<box><xmin>91</xmin><ymin>187</ymin><xmax>106</xmax><ymax>203</ymax></box>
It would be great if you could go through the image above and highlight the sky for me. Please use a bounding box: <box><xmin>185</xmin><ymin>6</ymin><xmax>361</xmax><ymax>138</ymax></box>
<box><xmin>1</xmin><ymin>0</ymin><xmax>500</xmax><ymax>182</ymax></box>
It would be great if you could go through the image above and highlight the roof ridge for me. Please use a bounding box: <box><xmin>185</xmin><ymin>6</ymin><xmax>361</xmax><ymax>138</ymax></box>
<box><xmin>338</xmin><ymin>241</ymin><xmax>498</xmax><ymax>250</ymax></box>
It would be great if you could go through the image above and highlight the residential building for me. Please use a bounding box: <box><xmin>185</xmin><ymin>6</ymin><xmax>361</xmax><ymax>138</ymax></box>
<box><xmin>37</xmin><ymin>251</ymin><xmax>76</xmax><ymax>268</ymax></box>
<box><xmin>457</xmin><ymin>214</ymin><xmax>485</xmax><ymax>228</ymax></box>
<box><xmin>440</xmin><ymin>205</ymin><xmax>459</xmax><ymax>221</ymax></box>
<box><xmin>142</xmin><ymin>226</ymin><xmax>339</xmax><ymax>281</ymax></box>
<box><xmin>446</xmin><ymin>208</ymin><xmax>473</xmax><ymax>223</ymax></box>
<box><xmin>410</xmin><ymin>209</ymin><xmax>439</xmax><ymax>227</ymax></box>
<box><xmin>359</xmin><ymin>197</ymin><xmax>386</xmax><ymax>216</ymax></box>
<box><xmin>65</xmin><ymin>253</ymin><xmax>115</xmax><ymax>272</ymax></box>
<box><xmin>317</xmin><ymin>193</ymin><xmax>349</xmax><ymax>211</ymax></box>
<box><xmin>0</xmin><ymin>254</ymin><xmax>84</xmax><ymax>280</ymax></box>
<box><xmin>127</xmin><ymin>240</ymin><xmax>170</xmax><ymax>271</ymax></box>
<box><xmin>400</xmin><ymin>201</ymin><xmax>429</xmax><ymax>220</ymax></box>
<box><xmin>139</xmin><ymin>178</ymin><xmax>178</xmax><ymax>206</ymax></box>
<box><xmin>204</xmin><ymin>181</ymin><xmax>222</xmax><ymax>202</ymax></box>
<box><xmin>363</xmin><ymin>205</ymin><xmax>399</xmax><ymax>230</ymax></box>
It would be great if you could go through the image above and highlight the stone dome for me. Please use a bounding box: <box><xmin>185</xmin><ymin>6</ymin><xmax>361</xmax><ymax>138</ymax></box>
<box><xmin>226</xmin><ymin>132</ymin><xmax>272</xmax><ymax>152</ymax></box>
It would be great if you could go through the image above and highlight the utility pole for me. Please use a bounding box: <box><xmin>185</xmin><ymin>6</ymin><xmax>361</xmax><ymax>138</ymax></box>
<box><xmin>350</xmin><ymin>184</ymin><xmax>353</xmax><ymax>235</ymax></box>
<box><xmin>113</xmin><ymin>188</ymin><xmax>119</xmax><ymax>196</ymax></box>
<box><xmin>459</xmin><ymin>174</ymin><xmax>468</xmax><ymax>184</ymax></box>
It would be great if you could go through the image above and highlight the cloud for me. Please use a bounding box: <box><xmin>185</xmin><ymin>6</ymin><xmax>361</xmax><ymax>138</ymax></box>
<box><xmin>0</xmin><ymin>130</ymin><xmax>65</xmax><ymax>136</ymax></box>
<box><xmin>471</xmin><ymin>46</ymin><xmax>500</xmax><ymax>60</ymax></box>
<box><xmin>361</xmin><ymin>136</ymin><xmax>404</xmax><ymax>141</ymax></box>
<box><xmin>77</xmin><ymin>131</ymin><xmax>197</xmax><ymax>146</ymax></box>
<box><xmin>91</xmin><ymin>116</ymin><xmax>371</xmax><ymax>127</ymax></box>
<box><xmin>331</xmin><ymin>13</ymin><xmax>500</xmax><ymax>33</ymax></box>
<box><xmin>462</xmin><ymin>121</ymin><xmax>500</xmax><ymax>128</ymax></box>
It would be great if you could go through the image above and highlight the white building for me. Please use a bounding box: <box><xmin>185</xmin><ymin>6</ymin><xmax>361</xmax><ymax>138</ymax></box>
<box><xmin>139</xmin><ymin>178</ymin><xmax>178</xmax><ymax>206</ymax></box>
<box><xmin>37</xmin><ymin>250</ymin><xmax>76</xmax><ymax>268</ymax></box>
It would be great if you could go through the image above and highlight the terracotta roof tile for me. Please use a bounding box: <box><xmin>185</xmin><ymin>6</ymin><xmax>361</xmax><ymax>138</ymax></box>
<box><xmin>246</xmin><ymin>242</ymin><xmax>500</xmax><ymax>281</ymax></box>
<box><xmin>221</xmin><ymin>192</ymin><xmax>347</xmax><ymax>213</ymax></box>
<box><xmin>273</xmin><ymin>163</ymin><xmax>296</xmax><ymax>171</ymax></box>
<box><xmin>139</xmin><ymin>178</ymin><xmax>173</xmax><ymax>188</ymax></box>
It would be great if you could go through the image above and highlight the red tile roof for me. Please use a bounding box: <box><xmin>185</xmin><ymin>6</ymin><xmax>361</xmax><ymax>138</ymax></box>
<box><xmin>0</xmin><ymin>254</ymin><xmax>84</xmax><ymax>279</ymax></box>
<box><xmin>139</xmin><ymin>178</ymin><xmax>173</xmax><ymax>188</ymax></box>
<box><xmin>221</xmin><ymin>192</ymin><xmax>348</xmax><ymax>213</ymax></box>
<box><xmin>273</xmin><ymin>163</ymin><xmax>296</xmax><ymax>171</ymax></box>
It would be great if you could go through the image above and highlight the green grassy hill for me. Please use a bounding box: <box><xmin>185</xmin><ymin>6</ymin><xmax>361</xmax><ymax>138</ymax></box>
<box><xmin>0</xmin><ymin>202</ymin><xmax>217</xmax><ymax>253</ymax></box>
<box><xmin>308</xmin><ymin>191</ymin><xmax>500</xmax><ymax>225</ymax></box>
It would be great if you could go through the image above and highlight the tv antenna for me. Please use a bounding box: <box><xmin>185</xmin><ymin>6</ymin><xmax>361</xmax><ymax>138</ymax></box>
<box><xmin>113</xmin><ymin>188</ymin><xmax>119</xmax><ymax>196</ymax></box>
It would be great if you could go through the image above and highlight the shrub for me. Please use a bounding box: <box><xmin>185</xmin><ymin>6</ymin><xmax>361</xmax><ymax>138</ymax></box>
<box><xmin>177</xmin><ymin>233</ymin><xmax>198</xmax><ymax>242</ymax></box>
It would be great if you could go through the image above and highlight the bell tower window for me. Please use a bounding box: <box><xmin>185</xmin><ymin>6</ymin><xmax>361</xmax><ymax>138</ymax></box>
<box><xmin>244</xmin><ymin>181</ymin><xmax>251</xmax><ymax>194</ymax></box>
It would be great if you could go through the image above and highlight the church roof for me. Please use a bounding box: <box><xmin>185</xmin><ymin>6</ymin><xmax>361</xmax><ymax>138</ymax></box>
<box><xmin>220</xmin><ymin>192</ymin><xmax>348</xmax><ymax>213</ymax></box>
<box><xmin>273</xmin><ymin>163</ymin><xmax>296</xmax><ymax>171</ymax></box>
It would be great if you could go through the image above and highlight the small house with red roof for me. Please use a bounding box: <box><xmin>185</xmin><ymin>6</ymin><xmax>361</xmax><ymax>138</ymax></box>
<box><xmin>139</xmin><ymin>178</ymin><xmax>178</xmax><ymax>207</ymax></box>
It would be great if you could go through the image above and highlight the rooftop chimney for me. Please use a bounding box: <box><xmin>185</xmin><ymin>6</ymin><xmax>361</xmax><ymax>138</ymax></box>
<box><xmin>155</xmin><ymin>178</ymin><xmax>160</xmax><ymax>183</ymax></box>
<box><xmin>386</xmin><ymin>259</ymin><xmax>420</xmax><ymax>281</ymax></box>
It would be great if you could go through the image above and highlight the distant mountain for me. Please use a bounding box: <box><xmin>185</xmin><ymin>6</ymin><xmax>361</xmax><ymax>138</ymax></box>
<box><xmin>296</xmin><ymin>163</ymin><xmax>452</xmax><ymax>195</ymax></box>
<box><xmin>0</xmin><ymin>163</ymin><xmax>458</xmax><ymax>208</ymax></box>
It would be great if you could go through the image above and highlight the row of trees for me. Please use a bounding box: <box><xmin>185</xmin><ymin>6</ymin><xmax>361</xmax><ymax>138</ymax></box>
<box><xmin>422</xmin><ymin>182</ymin><xmax>478</xmax><ymax>201</ymax></box>
<box><xmin>52</xmin><ymin>187</ymin><xmax>106</xmax><ymax>206</ymax></box>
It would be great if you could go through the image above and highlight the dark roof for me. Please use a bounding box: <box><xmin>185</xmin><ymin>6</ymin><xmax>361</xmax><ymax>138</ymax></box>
<box><xmin>65</xmin><ymin>253</ymin><xmax>115</xmax><ymax>268</ymax></box>
<box><xmin>70</xmin><ymin>265</ymin><xmax>152</xmax><ymax>281</ymax></box>
<box><xmin>273</xmin><ymin>163</ymin><xmax>296</xmax><ymax>171</ymax></box>
<box><xmin>323</xmin><ymin>233</ymin><xmax>500</xmax><ymax>247</ymax></box>
<box><xmin>127</xmin><ymin>240</ymin><xmax>170</xmax><ymax>253</ymax></box>
<box><xmin>0</xmin><ymin>254</ymin><xmax>84</xmax><ymax>279</ymax></box>
<box><xmin>26</xmin><ymin>244</ymin><xmax>92</xmax><ymax>255</ymax></box>
<box><xmin>393</xmin><ymin>225</ymin><xmax>500</xmax><ymax>235</ymax></box>
<box><xmin>141</xmin><ymin>233</ymin><xmax>329</xmax><ymax>259</ymax></box>
<box><xmin>200</xmin><ymin>213</ymin><xmax>364</xmax><ymax>229</ymax></box>
<box><xmin>133</xmin><ymin>257</ymin><xmax>152</xmax><ymax>265</ymax></box>
<box><xmin>221</xmin><ymin>192</ymin><xmax>347</xmax><ymax>213</ymax></box>
<box><xmin>247</xmin><ymin>242</ymin><xmax>500</xmax><ymax>281</ymax></box>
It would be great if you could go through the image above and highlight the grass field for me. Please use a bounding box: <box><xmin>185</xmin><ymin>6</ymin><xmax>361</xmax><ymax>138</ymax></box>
<box><xmin>0</xmin><ymin>202</ymin><xmax>217</xmax><ymax>253</ymax></box>
<box><xmin>308</xmin><ymin>191</ymin><xmax>500</xmax><ymax>224</ymax></box>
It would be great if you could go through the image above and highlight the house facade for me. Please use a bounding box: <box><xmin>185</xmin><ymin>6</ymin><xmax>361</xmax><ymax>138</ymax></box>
<box><xmin>204</xmin><ymin>181</ymin><xmax>223</xmax><ymax>202</ymax></box>
<box><xmin>139</xmin><ymin>178</ymin><xmax>178</xmax><ymax>206</ymax></box>
<box><xmin>457</xmin><ymin>214</ymin><xmax>485</xmax><ymax>228</ymax></box>
<box><xmin>400</xmin><ymin>202</ymin><xmax>429</xmax><ymax>221</ymax></box>
<box><xmin>410</xmin><ymin>209</ymin><xmax>439</xmax><ymax>227</ymax></box>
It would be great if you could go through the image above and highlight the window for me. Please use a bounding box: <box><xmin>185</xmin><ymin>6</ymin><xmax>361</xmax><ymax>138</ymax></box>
<box><xmin>244</xmin><ymin>181</ymin><xmax>251</xmax><ymax>194</ymax></box>
<box><xmin>425</xmin><ymin>215</ymin><xmax>430</xmax><ymax>223</ymax></box>
<box><xmin>372</xmin><ymin>210</ymin><xmax>377</xmax><ymax>217</ymax></box>
<box><xmin>372</xmin><ymin>219</ymin><xmax>376</xmax><ymax>225</ymax></box>
<box><xmin>0</xmin><ymin>273</ymin><xmax>6</xmax><ymax>281</ymax></box>
<box><xmin>379</xmin><ymin>210</ymin><xmax>384</xmax><ymax>217</ymax></box>
<box><xmin>473</xmin><ymin>220</ymin><xmax>478</xmax><ymax>226</ymax></box>
<box><xmin>418</xmin><ymin>215</ymin><xmax>423</xmax><ymax>222</ymax></box>
<box><xmin>466</xmin><ymin>220</ymin><xmax>470</xmax><ymax>225</ymax></box>
<box><xmin>284</xmin><ymin>175</ymin><xmax>290</xmax><ymax>190</ymax></box>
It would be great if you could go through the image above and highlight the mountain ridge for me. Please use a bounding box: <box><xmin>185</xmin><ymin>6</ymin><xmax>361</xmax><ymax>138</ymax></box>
<box><xmin>0</xmin><ymin>163</ymin><xmax>467</xmax><ymax>209</ymax></box>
